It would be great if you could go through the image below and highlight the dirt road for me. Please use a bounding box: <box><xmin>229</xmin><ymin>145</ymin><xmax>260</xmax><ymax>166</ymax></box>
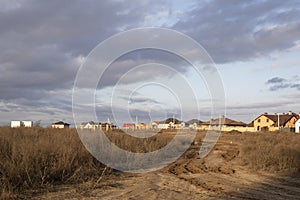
<box><xmin>32</xmin><ymin>138</ymin><xmax>300</xmax><ymax>199</ymax></box>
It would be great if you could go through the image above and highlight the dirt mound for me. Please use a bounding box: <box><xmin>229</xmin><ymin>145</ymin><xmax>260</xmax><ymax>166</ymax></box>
<box><xmin>168</xmin><ymin>141</ymin><xmax>239</xmax><ymax>177</ymax></box>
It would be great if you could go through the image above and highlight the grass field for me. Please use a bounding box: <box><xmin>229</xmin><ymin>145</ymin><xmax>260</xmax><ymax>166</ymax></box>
<box><xmin>0</xmin><ymin>127</ymin><xmax>300</xmax><ymax>199</ymax></box>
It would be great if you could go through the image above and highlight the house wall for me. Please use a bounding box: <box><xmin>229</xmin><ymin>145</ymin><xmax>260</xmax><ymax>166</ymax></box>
<box><xmin>11</xmin><ymin>121</ymin><xmax>32</xmax><ymax>128</ymax></box>
<box><xmin>83</xmin><ymin>123</ymin><xmax>94</xmax><ymax>129</ymax></box>
<box><xmin>51</xmin><ymin>124</ymin><xmax>65</xmax><ymax>128</ymax></box>
<box><xmin>285</xmin><ymin>116</ymin><xmax>298</xmax><ymax>128</ymax></box>
<box><xmin>23</xmin><ymin>121</ymin><xmax>33</xmax><ymax>127</ymax></box>
<box><xmin>11</xmin><ymin>121</ymin><xmax>21</xmax><ymax>128</ymax></box>
<box><xmin>198</xmin><ymin>125</ymin><xmax>256</xmax><ymax>132</ymax></box>
<box><xmin>296</xmin><ymin>120</ymin><xmax>300</xmax><ymax>133</ymax></box>
<box><xmin>158</xmin><ymin>124</ymin><xmax>170</xmax><ymax>129</ymax></box>
<box><xmin>253</xmin><ymin>115</ymin><xmax>276</xmax><ymax>131</ymax></box>
<box><xmin>136</xmin><ymin>124</ymin><xmax>152</xmax><ymax>130</ymax></box>
<box><xmin>189</xmin><ymin>123</ymin><xmax>198</xmax><ymax>129</ymax></box>
<box><xmin>222</xmin><ymin>126</ymin><xmax>256</xmax><ymax>132</ymax></box>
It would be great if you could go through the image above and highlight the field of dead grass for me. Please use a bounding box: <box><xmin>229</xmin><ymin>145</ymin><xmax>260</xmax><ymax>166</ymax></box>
<box><xmin>1</xmin><ymin>127</ymin><xmax>300</xmax><ymax>199</ymax></box>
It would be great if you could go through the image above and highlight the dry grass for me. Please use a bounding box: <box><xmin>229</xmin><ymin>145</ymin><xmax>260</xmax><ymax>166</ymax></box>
<box><xmin>1</xmin><ymin>127</ymin><xmax>300</xmax><ymax>198</ymax></box>
<box><xmin>0</xmin><ymin>127</ymin><xmax>105</xmax><ymax>199</ymax></box>
<box><xmin>0</xmin><ymin>127</ymin><xmax>186</xmax><ymax>198</ymax></box>
<box><xmin>239</xmin><ymin>132</ymin><xmax>300</xmax><ymax>172</ymax></box>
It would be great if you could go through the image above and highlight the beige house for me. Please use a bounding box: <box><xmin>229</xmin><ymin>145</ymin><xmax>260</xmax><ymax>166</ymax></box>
<box><xmin>51</xmin><ymin>121</ymin><xmax>70</xmax><ymax>128</ymax></box>
<box><xmin>199</xmin><ymin>116</ymin><xmax>254</xmax><ymax>132</ymax></box>
<box><xmin>253</xmin><ymin>112</ymin><xmax>299</xmax><ymax>132</ymax></box>
<box><xmin>135</xmin><ymin>123</ymin><xmax>152</xmax><ymax>130</ymax></box>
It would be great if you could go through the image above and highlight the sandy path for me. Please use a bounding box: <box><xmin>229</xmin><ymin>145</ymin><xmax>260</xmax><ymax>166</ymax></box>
<box><xmin>32</xmin><ymin>140</ymin><xmax>300</xmax><ymax>199</ymax></box>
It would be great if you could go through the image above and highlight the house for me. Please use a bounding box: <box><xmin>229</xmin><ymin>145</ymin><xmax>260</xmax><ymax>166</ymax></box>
<box><xmin>80</xmin><ymin>121</ymin><xmax>98</xmax><ymax>129</ymax></box>
<box><xmin>11</xmin><ymin>120</ymin><xmax>33</xmax><ymax>128</ymax></box>
<box><xmin>157</xmin><ymin>118</ymin><xmax>182</xmax><ymax>129</ymax></box>
<box><xmin>186</xmin><ymin>119</ymin><xmax>202</xmax><ymax>129</ymax></box>
<box><xmin>199</xmin><ymin>116</ymin><xmax>254</xmax><ymax>132</ymax></box>
<box><xmin>201</xmin><ymin>116</ymin><xmax>246</xmax><ymax>127</ymax></box>
<box><xmin>253</xmin><ymin>112</ymin><xmax>299</xmax><ymax>132</ymax></box>
<box><xmin>51</xmin><ymin>121</ymin><xmax>70</xmax><ymax>128</ymax></box>
<box><xmin>135</xmin><ymin>123</ymin><xmax>151</xmax><ymax>130</ymax></box>
<box><xmin>81</xmin><ymin>121</ymin><xmax>116</xmax><ymax>131</ymax></box>
<box><xmin>102</xmin><ymin>122</ymin><xmax>117</xmax><ymax>131</ymax></box>
<box><xmin>123</xmin><ymin>123</ymin><xmax>135</xmax><ymax>130</ymax></box>
<box><xmin>296</xmin><ymin>119</ymin><xmax>300</xmax><ymax>133</ymax></box>
<box><xmin>151</xmin><ymin>121</ymin><xmax>159</xmax><ymax>129</ymax></box>
<box><xmin>157</xmin><ymin>123</ymin><xmax>171</xmax><ymax>129</ymax></box>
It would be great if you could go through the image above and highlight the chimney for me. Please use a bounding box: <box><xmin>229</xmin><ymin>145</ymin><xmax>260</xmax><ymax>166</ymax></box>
<box><xmin>288</xmin><ymin>111</ymin><xmax>293</xmax><ymax>115</ymax></box>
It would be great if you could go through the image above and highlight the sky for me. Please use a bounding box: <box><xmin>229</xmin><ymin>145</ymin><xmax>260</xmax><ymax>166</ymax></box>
<box><xmin>0</xmin><ymin>0</ymin><xmax>300</xmax><ymax>126</ymax></box>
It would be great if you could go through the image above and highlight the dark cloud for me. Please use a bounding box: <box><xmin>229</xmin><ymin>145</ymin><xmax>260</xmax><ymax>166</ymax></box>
<box><xmin>1</xmin><ymin>0</ymin><xmax>300</xmax><ymax>124</ymax></box>
<box><xmin>0</xmin><ymin>0</ymin><xmax>171</xmax><ymax>124</ymax></box>
<box><xmin>269</xmin><ymin>84</ymin><xmax>290</xmax><ymax>91</ymax></box>
<box><xmin>266</xmin><ymin>77</ymin><xmax>287</xmax><ymax>84</ymax></box>
<box><xmin>291</xmin><ymin>84</ymin><xmax>300</xmax><ymax>90</ymax></box>
<box><xmin>97</xmin><ymin>49</ymin><xmax>191</xmax><ymax>88</ymax></box>
<box><xmin>0</xmin><ymin>0</ymin><xmax>167</xmax><ymax>100</ymax></box>
<box><xmin>266</xmin><ymin>76</ymin><xmax>300</xmax><ymax>91</ymax></box>
<box><xmin>172</xmin><ymin>0</ymin><xmax>300</xmax><ymax>63</ymax></box>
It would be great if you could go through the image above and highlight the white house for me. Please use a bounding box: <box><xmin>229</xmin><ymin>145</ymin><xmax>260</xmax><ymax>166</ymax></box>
<box><xmin>157</xmin><ymin>123</ymin><xmax>171</xmax><ymax>129</ymax></box>
<box><xmin>296</xmin><ymin>119</ymin><xmax>300</xmax><ymax>133</ymax></box>
<box><xmin>11</xmin><ymin>121</ymin><xmax>22</xmax><ymax>128</ymax></box>
<box><xmin>11</xmin><ymin>120</ymin><xmax>33</xmax><ymax>128</ymax></box>
<box><xmin>80</xmin><ymin>121</ymin><xmax>95</xmax><ymax>129</ymax></box>
<box><xmin>189</xmin><ymin>122</ymin><xmax>198</xmax><ymax>129</ymax></box>
<box><xmin>23</xmin><ymin>121</ymin><xmax>33</xmax><ymax>127</ymax></box>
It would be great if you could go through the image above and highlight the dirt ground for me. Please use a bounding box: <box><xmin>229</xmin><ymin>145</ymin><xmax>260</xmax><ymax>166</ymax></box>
<box><xmin>30</xmin><ymin>134</ymin><xmax>300</xmax><ymax>200</ymax></box>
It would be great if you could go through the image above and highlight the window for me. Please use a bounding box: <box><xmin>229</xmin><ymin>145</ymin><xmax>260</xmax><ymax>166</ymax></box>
<box><xmin>266</xmin><ymin>119</ymin><xmax>269</xmax><ymax>122</ymax></box>
<box><xmin>258</xmin><ymin>119</ymin><xmax>261</xmax><ymax>123</ymax></box>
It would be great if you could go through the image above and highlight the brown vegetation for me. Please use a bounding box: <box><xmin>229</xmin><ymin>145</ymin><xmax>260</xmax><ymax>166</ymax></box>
<box><xmin>239</xmin><ymin>132</ymin><xmax>300</xmax><ymax>172</ymax></box>
<box><xmin>0</xmin><ymin>127</ymin><xmax>300</xmax><ymax>199</ymax></box>
<box><xmin>0</xmin><ymin>127</ymin><xmax>105</xmax><ymax>199</ymax></box>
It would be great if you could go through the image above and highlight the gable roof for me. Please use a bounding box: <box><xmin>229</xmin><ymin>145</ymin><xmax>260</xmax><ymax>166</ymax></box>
<box><xmin>256</xmin><ymin>112</ymin><xmax>299</xmax><ymax>126</ymax></box>
<box><xmin>201</xmin><ymin>117</ymin><xmax>246</xmax><ymax>126</ymax></box>
<box><xmin>159</xmin><ymin>118</ymin><xmax>182</xmax><ymax>124</ymax></box>
<box><xmin>186</xmin><ymin>119</ymin><xmax>202</xmax><ymax>125</ymax></box>
<box><xmin>52</xmin><ymin>121</ymin><xmax>70</xmax><ymax>125</ymax></box>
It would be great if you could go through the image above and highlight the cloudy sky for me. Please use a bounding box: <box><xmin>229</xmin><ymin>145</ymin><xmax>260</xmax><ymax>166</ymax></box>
<box><xmin>1</xmin><ymin>0</ymin><xmax>300</xmax><ymax>126</ymax></box>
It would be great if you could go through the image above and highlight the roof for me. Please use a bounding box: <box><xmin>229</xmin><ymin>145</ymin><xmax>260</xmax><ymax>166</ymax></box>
<box><xmin>123</xmin><ymin>123</ymin><xmax>135</xmax><ymax>127</ymax></box>
<box><xmin>256</xmin><ymin>112</ymin><xmax>299</xmax><ymax>126</ymax></box>
<box><xmin>201</xmin><ymin>117</ymin><xmax>247</xmax><ymax>126</ymax></box>
<box><xmin>185</xmin><ymin>119</ymin><xmax>202</xmax><ymax>125</ymax></box>
<box><xmin>52</xmin><ymin>121</ymin><xmax>70</xmax><ymax>125</ymax></box>
<box><xmin>159</xmin><ymin>118</ymin><xmax>182</xmax><ymax>124</ymax></box>
<box><xmin>81</xmin><ymin>121</ymin><xmax>109</xmax><ymax>125</ymax></box>
<box><xmin>247</xmin><ymin>121</ymin><xmax>254</xmax><ymax>127</ymax></box>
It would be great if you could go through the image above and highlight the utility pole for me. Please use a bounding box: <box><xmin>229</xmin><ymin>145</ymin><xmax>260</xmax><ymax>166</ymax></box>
<box><xmin>276</xmin><ymin>113</ymin><xmax>281</xmax><ymax>130</ymax></box>
<box><xmin>135</xmin><ymin>115</ymin><xmax>138</xmax><ymax>130</ymax></box>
